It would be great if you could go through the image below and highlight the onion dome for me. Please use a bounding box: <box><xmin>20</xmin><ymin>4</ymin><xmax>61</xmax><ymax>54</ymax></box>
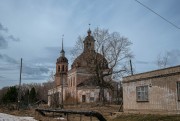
<box><xmin>57</xmin><ymin>56</ymin><xmax>68</xmax><ymax>63</ymax></box>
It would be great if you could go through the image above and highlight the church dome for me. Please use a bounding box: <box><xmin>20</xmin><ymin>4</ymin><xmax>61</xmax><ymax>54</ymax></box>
<box><xmin>71</xmin><ymin>28</ymin><xmax>108</xmax><ymax>69</ymax></box>
<box><xmin>71</xmin><ymin>51</ymin><xmax>108</xmax><ymax>69</ymax></box>
<box><xmin>57</xmin><ymin>56</ymin><xmax>68</xmax><ymax>63</ymax></box>
<box><xmin>84</xmin><ymin>35</ymin><xmax>95</xmax><ymax>42</ymax></box>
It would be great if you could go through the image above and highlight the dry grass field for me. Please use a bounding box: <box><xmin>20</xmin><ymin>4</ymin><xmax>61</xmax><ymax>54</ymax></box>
<box><xmin>110</xmin><ymin>114</ymin><xmax>180</xmax><ymax>121</ymax></box>
<box><xmin>1</xmin><ymin>104</ymin><xmax>180</xmax><ymax>121</ymax></box>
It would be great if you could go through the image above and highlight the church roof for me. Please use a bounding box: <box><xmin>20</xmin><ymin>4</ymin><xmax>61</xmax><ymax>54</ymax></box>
<box><xmin>57</xmin><ymin>56</ymin><xmax>68</xmax><ymax>63</ymax></box>
<box><xmin>71</xmin><ymin>51</ymin><xmax>108</xmax><ymax>69</ymax></box>
<box><xmin>83</xmin><ymin>34</ymin><xmax>95</xmax><ymax>42</ymax></box>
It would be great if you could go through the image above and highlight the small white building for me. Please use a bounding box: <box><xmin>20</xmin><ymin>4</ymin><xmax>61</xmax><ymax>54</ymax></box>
<box><xmin>123</xmin><ymin>65</ymin><xmax>180</xmax><ymax>114</ymax></box>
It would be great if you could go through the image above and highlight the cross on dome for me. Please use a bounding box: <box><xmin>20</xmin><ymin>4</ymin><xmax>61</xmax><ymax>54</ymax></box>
<box><xmin>87</xmin><ymin>24</ymin><xmax>91</xmax><ymax>36</ymax></box>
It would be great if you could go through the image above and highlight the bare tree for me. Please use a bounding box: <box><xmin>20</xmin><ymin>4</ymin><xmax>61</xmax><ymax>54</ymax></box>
<box><xmin>0</xmin><ymin>80</ymin><xmax>56</xmax><ymax>107</ymax></box>
<box><xmin>71</xmin><ymin>27</ymin><xmax>133</xmax><ymax>103</ymax></box>
<box><xmin>0</xmin><ymin>87</ymin><xmax>9</xmax><ymax>105</ymax></box>
<box><xmin>40</xmin><ymin>81</ymin><xmax>54</xmax><ymax>102</ymax></box>
<box><xmin>47</xmin><ymin>72</ymin><xmax>60</xmax><ymax>108</ymax></box>
<box><xmin>71</xmin><ymin>36</ymin><xmax>85</xmax><ymax>61</ymax></box>
<box><xmin>156</xmin><ymin>52</ymin><xmax>170</xmax><ymax>68</ymax></box>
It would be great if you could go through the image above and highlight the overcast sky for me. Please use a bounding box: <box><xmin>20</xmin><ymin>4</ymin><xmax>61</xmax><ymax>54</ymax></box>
<box><xmin>0</xmin><ymin>0</ymin><xmax>180</xmax><ymax>89</ymax></box>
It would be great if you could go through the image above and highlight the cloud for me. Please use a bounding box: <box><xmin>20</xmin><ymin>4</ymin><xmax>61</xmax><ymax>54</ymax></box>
<box><xmin>0</xmin><ymin>66</ymin><xmax>16</xmax><ymax>71</ymax></box>
<box><xmin>45</xmin><ymin>46</ymin><xmax>59</xmax><ymax>54</ymax></box>
<box><xmin>22</xmin><ymin>75</ymin><xmax>49</xmax><ymax>81</ymax></box>
<box><xmin>21</xmin><ymin>64</ymin><xmax>50</xmax><ymax>82</ymax></box>
<box><xmin>45</xmin><ymin>46</ymin><xmax>72</xmax><ymax>55</ymax></box>
<box><xmin>0</xmin><ymin>75</ymin><xmax>5</xmax><ymax>79</ymax></box>
<box><xmin>155</xmin><ymin>50</ymin><xmax>180</xmax><ymax>67</ymax></box>
<box><xmin>45</xmin><ymin>46</ymin><xmax>73</xmax><ymax>64</ymax></box>
<box><xmin>167</xmin><ymin>49</ymin><xmax>180</xmax><ymax>66</ymax></box>
<box><xmin>8</xmin><ymin>35</ymin><xmax>20</xmax><ymax>42</ymax></box>
<box><xmin>0</xmin><ymin>22</ymin><xmax>20</xmax><ymax>49</ymax></box>
<box><xmin>0</xmin><ymin>35</ymin><xmax>8</xmax><ymax>49</ymax></box>
<box><xmin>135</xmin><ymin>60</ymin><xmax>150</xmax><ymax>65</ymax></box>
<box><xmin>23</xmin><ymin>65</ymin><xmax>49</xmax><ymax>76</ymax></box>
<box><xmin>0</xmin><ymin>53</ymin><xmax>18</xmax><ymax>64</ymax></box>
<box><xmin>0</xmin><ymin>23</ymin><xmax>8</xmax><ymax>32</ymax></box>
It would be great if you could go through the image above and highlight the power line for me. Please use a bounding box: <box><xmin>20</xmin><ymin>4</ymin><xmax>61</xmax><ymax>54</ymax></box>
<box><xmin>134</xmin><ymin>0</ymin><xmax>180</xmax><ymax>29</ymax></box>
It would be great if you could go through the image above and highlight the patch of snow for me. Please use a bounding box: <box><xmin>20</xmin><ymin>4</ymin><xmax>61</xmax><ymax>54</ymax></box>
<box><xmin>0</xmin><ymin>113</ymin><xmax>37</xmax><ymax>121</ymax></box>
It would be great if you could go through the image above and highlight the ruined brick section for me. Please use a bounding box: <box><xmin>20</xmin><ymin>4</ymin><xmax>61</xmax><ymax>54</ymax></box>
<box><xmin>123</xmin><ymin>65</ymin><xmax>180</xmax><ymax>114</ymax></box>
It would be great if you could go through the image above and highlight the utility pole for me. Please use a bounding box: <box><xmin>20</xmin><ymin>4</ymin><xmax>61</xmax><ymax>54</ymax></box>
<box><xmin>130</xmin><ymin>59</ymin><xmax>133</xmax><ymax>75</ymax></box>
<box><xmin>102</xmin><ymin>45</ymin><xmax>105</xmax><ymax>104</ymax></box>
<box><xmin>18</xmin><ymin>58</ymin><xmax>22</xmax><ymax>110</ymax></box>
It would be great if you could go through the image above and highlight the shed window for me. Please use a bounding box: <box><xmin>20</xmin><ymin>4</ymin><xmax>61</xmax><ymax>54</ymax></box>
<box><xmin>136</xmin><ymin>86</ymin><xmax>148</xmax><ymax>102</ymax></box>
<box><xmin>90</xmin><ymin>97</ymin><xmax>94</xmax><ymax>101</ymax></box>
<box><xmin>177</xmin><ymin>82</ymin><xmax>180</xmax><ymax>101</ymax></box>
<box><xmin>90</xmin><ymin>92</ymin><xmax>94</xmax><ymax>102</ymax></box>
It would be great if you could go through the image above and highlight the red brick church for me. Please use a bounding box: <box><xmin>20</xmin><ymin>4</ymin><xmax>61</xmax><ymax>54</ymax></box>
<box><xmin>48</xmin><ymin>29</ymin><xmax>114</xmax><ymax>106</ymax></box>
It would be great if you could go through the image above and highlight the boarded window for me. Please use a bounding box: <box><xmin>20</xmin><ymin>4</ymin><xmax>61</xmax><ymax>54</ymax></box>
<box><xmin>90</xmin><ymin>97</ymin><xmax>94</xmax><ymax>101</ymax></box>
<box><xmin>177</xmin><ymin>82</ymin><xmax>180</xmax><ymax>101</ymax></box>
<box><xmin>136</xmin><ymin>86</ymin><xmax>148</xmax><ymax>102</ymax></box>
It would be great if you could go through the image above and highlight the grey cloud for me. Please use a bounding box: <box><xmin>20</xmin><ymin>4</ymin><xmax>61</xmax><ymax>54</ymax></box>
<box><xmin>22</xmin><ymin>65</ymin><xmax>50</xmax><ymax>81</ymax></box>
<box><xmin>0</xmin><ymin>22</ymin><xmax>20</xmax><ymax>49</ymax></box>
<box><xmin>135</xmin><ymin>60</ymin><xmax>150</xmax><ymax>65</ymax></box>
<box><xmin>0</xmin><ymin>35</ymin><xmax>8</xmax><ymax>49</ymax></box>
<box><xmin>45</xmin><ymin>46</ymin><xmax>72</xmax><ymax>55</ymax></box>
<box><xmin>167</xmin><ymin>49</ymin><xmax>180</xmax><ymax>66</ymax></box>
<box><xmin>45</xmin><ymin>46</ymin><xmax>72</xmax><ymax>63</ymax></box>
<box><xmin>0</xmin><ymin>53</ymin><xmax>18</xmax><ymax>64</ymax></box>
<box><xmin>8</xmin><ymin>35</ymin><xmax>20</xmax><ymax>41</ymax></box>
<box><xmin>45</xmin><ymin>46</ymin><xmax>59</xmax><ymax>52</ymax></box>
<box><xmin>23</xmin><ymin>65</ymin><xmax>49</xmax><ymax>76</ymax></box>
<box><xmin>0</xmin><ymin>75</ymin><xmax>5</xmax><ymax>78</ymax></box>
<box><xmin>0</xmin><ymin>66</ymin><xmax>16</xmax><ymax>71</ymax></box>
<box><xmin>0</xmin><ymin>23</ymin><xmax>8</xmax><ymax>32</ymax></box>
<box><xmin>39</xmin><ymin>67</ymin><xmax>49</xmax><ymax>73</ymax></box>
<box><xmin>22</xmin><ymin>75</ymin><xmax>49</xmax><ymax>81</ymax></box>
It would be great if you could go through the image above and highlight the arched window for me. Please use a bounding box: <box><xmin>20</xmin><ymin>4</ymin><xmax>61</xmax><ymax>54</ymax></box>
<box><xmin>62</xmin><ymin>65</ymin><xmax>64</xmax><ymax>71</ymax></box>
<box><xmin>70</xmin><ymin>77</ymin><xmax>72</xmax><ymax>87</ymax></box>
<box><xmin>86</xmin><ymin>42</ymin><xmax>91</xmax><ymax>49</ymax></box>
<box><xmin>68</xmin><ymin>79</ymin><xmax>70</xmax><ymax>87</ymax></box>
<box><xmin>58</xmin><ymin>66</ymin><xmax>60</xmax><ymax>72</ymax></box>
<box><xmin>74</xmin><ymin>77</ymin><xmax>76</xmax><ymax>86</ymax></box>
<box><xmin>72</xmin><ymin>79</ymin><xmax>74</xmax><ymax>87</ymax></box>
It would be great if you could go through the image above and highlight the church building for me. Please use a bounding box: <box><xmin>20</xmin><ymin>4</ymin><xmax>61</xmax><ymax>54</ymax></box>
<box><xmin>48</xmin><ymin>29</ymin><xmax>113</xmax><ymax>106</ymax></box>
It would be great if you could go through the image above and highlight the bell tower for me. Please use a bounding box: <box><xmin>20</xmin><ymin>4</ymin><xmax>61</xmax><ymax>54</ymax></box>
<box><xmin>55</xmin><ymin>36</ymin><xmax>68</xmax><ymax>86</ymax></box>
<box><xmin>83</xmin><ymin>28</ymin><xmax>95</xmax><ymax>52</ymax></box>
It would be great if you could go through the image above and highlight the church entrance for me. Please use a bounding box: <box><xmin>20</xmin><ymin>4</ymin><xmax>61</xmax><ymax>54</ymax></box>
<box><xmin>82</xmin><ymin>95</ymin><xmax>86</xmax><ymax>102</ymax></box>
